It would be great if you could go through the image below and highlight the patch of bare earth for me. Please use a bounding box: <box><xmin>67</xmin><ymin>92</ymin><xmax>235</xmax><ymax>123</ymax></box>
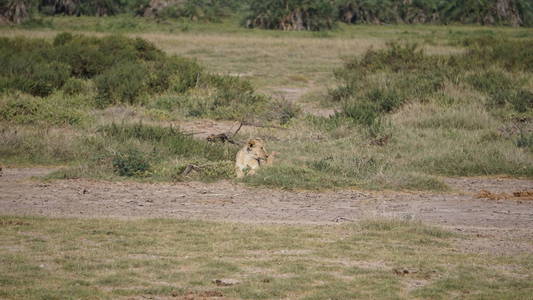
<box><xmin>1</xmin><ymin>168</ymin><xmax>532</xmax><ymax>255</ymax></box>
<box><xmin>273</xmin><ymin>87</ymin><xmax>336</xmax><ymax>117</ymax></box>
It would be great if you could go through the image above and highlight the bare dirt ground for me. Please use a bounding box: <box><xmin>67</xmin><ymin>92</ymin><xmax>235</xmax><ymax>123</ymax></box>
<box><xmin>2</xmin><ymin>168</ymin><xmax>533</xmax><ymax>254</ymax></box>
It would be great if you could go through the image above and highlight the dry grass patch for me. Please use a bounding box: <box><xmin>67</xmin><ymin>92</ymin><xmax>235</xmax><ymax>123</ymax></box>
<box><xmin>0</xmin><ymin>216</ymin><xmax>531</xmax><ymax>299</ymax></box>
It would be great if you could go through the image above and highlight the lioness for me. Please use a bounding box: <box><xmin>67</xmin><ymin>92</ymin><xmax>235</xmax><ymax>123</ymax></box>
<box><xmin>235</xmin><ymin>138</ymin><xmax>276</xmax><ymax>178</ymax></box>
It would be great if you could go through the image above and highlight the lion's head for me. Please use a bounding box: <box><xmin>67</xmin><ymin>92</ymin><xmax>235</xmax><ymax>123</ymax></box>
<box><xmin>246</xmin><ymin>138</ymin><xmax>269</xmax><ymax>162</ymax></box>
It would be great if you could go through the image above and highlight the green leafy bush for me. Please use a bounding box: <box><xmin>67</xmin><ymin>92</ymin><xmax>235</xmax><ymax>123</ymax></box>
<box><xmin>112</xmin><ymin>149</ymin><xmax>151</xmax><ymax>177</ymax></box>
<box><xmin>1</xmin><ymin>33</ymin><xmax>269</xmax><ymax>121</ymax></box>
<box><xmin>95</xmin><ymin>62</ymin><xmax>148</xmax><ymax>107</ymax></box>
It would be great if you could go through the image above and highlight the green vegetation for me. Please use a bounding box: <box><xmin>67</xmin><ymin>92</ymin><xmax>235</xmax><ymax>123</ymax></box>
<box><xmin>3</xmin><ymin>0</ymin><xmax>532</xmax><ymax>28</ymax></box>
<box><xmin>245</xmin><ymin>0</ymin><xmax>336</xmax><ymax>31</ymax></box>
<box><xmin>0</xmin><ymin>32</ymin><xmax>287</xmax><ymax>120</ymax></box>
<box><xmin>0</xmin><ymin>216</ymin><xmax>531</xmax><ymax>299</ymax></box>
<box><xmin>244</xmin><ymin>37</ymin><xmax>532</xmax><ymax>190</ymax></box>
<box><xmin>0</xmin><ymin>24</ymin><xmax>531</xmax><ymax>190</ymax></box>
<box><xmin>0</xmin><ymin>32</ymin><xmax>297</xmax><ymax>182</ymax></box>
<box><xmin>336</xmin><ymin>0</ymin><xmax>533</xmax><ymax>26</ymax></box>
<box><xmin>244</xmin><ymin>0</ymin><xmax>533</xmax><ymax>30</ymax></box>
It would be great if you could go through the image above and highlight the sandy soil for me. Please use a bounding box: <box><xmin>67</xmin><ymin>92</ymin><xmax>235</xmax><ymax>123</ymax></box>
<box><xmin>1</xmin><ymin>168</ymin><xmax>532</xmax><ymax>254</ymax></box>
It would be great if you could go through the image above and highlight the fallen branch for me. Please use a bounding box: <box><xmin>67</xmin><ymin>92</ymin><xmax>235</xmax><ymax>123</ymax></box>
<box><xmin>181</xmin><ymin>164</ymin><xmax>201</xmax><ymax>176</ymax></box>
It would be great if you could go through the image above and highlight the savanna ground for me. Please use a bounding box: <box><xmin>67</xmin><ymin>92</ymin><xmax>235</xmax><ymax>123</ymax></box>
<box><xmin>1</xmin><ymin>17</ymin><xmax>533</xmax><ymax>299</ymax></box>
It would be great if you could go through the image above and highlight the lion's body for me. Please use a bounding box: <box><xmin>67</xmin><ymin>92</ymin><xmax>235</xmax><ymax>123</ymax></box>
<box><xmin>235</xmin><ymin>138</ymin><xmax>275</xmax><ymax>178</ymax></box>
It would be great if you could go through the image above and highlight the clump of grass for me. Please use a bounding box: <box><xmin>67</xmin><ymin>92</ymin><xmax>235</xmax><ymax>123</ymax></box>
<box><xmin>0</xmin><ymin>92</ymin><xmax>87</xmax><ymax>126</ymax></box>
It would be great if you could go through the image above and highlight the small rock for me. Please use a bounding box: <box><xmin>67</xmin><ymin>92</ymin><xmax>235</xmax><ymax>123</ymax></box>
<box><xmin>393</xmin><ymin>268</ymin><xmax>417</xmax><ymax>276</ymax></box>
<box><xmin>213</xmin><ymin>278</ymin><xmax>240</xmax><ymax>286</ymax></box>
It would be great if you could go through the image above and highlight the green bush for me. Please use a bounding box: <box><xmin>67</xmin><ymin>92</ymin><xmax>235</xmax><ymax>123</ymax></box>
<box><xmin>2</xmin><ymin>50</ymin><xmax>71</xmax><ymax>97</ymax></box>
<box><xmin>1</xmin><ymin>33</ymin><xmax>273</xmax><ymax>121</ymax></box>
<box><xmin>467</xmin><ymin>70</ymin><xmax>531</xmax><ymax>112</ymax></box>
<box><xmin>516</xmin><ymin>131</ymin><xmax>533</xmax><ymax>150</ymax></box>
<box><xmin>462</xmin><ymin>37</ymin><xmax>533</xmax><ymax>71</ymax></box>
<box><xmin>166</xmin><ymin>56</ymin><xmax>203</xmax><ymax>93</ymax></box>
<box><xmin>94</xmin><ymin>62</ymin><xmax>148</xmax><ymax>107</ymax></box>
<box><xmin>112</xmin><ymin>149</ymin><xmax>151</xmax><ymax>177</ymax></box>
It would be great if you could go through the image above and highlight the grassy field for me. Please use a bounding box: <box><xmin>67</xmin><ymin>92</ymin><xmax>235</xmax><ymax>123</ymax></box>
<box><xmin>1</xmin><ymin>216</ymin><xmax>532</xmax><ymax>299</ymax></box>
<box><xmin>0</xmin><ymin>17</ymin><xmax>532</xmax><ymax>300</ymax></box>
<box><xmin>0</xmin><ymin>16</ymin><xmax>532</xmax><ymax>190</ymax></box>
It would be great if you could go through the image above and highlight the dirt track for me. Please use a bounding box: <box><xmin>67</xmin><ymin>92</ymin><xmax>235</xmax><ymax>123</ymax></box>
<box><xmin>1</xmin><ymin>167</ymin><xmax>533</xmax><ymax>254</ymax></box>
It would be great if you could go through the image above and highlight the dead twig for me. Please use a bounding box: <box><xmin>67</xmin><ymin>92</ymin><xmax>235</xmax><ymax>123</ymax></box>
<box><xmin>181</xmin><ymin>164</ymin><xmax>201</xmax><ymax>176</ymax></box>
<box><xmin>206</xmin><ymin>133</ymin><xmax>237</xmax><ymax>144</ymax></box>
<box><xmin>231</xmin><ymin>121</ymin><xmax>244</xmax><ymax>138</ymax></box>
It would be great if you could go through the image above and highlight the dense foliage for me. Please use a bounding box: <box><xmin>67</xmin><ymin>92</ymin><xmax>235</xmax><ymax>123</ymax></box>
<box><xmin>336</xmin><ymin>0</ymin><xmax>533</xmax><ymax>26</ymax></box>
<box><xmin>0</xmin><ymin>32</ymin><xmax>272</xmax><ymax>118</ymax></box>
<box><xmin>245</xmin><ymin>0</ymin><xmax>336</xmax><ymax>31</ymax></box>
<box><xmin>245</xmin><ymin>0</ymin><xmax>533</xmax><ymax>30</ymax></box>
<box><xmin>2</xmin><ymin>0</ymin><xmax>531</xmax><ymax>28</ymax></box>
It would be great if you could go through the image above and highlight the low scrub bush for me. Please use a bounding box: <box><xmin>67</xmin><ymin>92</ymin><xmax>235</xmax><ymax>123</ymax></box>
<box><xmin>0</xmin><ymin>33</ymin><xmax>273</xmax><ymax>122</ymax></box>
<box><xmin>331</xmin><ymin>40</ymin><xmax>532</xmax><ymax>128</ymax></box>
<box><xmin>112</xmin><ymin>149</ymin><xmax>151</xmax><ymax>177</ymax></box>
<box><xmin>95</xmin><ymin>62</ymin><xmax>149</xmax><ymax>107</ymax></box>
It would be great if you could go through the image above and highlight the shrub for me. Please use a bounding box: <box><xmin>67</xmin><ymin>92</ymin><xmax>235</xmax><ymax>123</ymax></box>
<box><xmin>467</xmin><ymin>70</ymin><xmax>531</xmax><ymax>112</ymax></box>
<box><xmin>1</xmin><ymin>33</ymin><xmax>278</xmax><ymax>122</ymax></box>
<box><xmin>2</xmin><ymin>51</ymin><xmax>71</xmax><ymax>97</ymax></box>
<box><xmin>94</xmin><ymin>62</ymin><xmax>148</xmax><ymax>107</ymax></box>
<box><xmin>162</xmin><ymin>56</ymin><xmax>203</xmax><ymax>94</ymax></box>
<box><xmin>112</xmin><ymin>149</ymin><xmax>151</xmax><ymax>177</ymax></box>
<box><xmin>510</xmin><ymin>90</ymin><xmax>533</xmax><ymax>113</ymax></box>
<box><xmin>463</xmin><ymin>37</ymin><xmax>533</xmax><ymax>71</ymax></box>
<box><xmin>345</xmin><ymin>42</ymin><xmax>431</xmax><ymax>74</ymax></box>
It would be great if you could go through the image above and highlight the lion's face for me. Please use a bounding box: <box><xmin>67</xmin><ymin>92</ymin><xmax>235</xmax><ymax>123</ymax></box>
<box><xmin>246</xmin><ymin>139</ymin><xmax>268</xmax><ymax>161</ymax></box>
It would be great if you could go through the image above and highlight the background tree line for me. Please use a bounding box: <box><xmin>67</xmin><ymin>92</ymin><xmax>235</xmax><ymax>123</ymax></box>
<box><xmin>1</xmin><ymin>0</ymin><xmax>532</xmax><ymax>28</ymax></box>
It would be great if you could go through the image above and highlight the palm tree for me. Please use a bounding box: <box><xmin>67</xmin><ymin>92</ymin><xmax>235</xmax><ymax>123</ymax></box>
<box><xmin>0</xmin><ymin>0</ymin><xmax>31</xmax><ymax>24</ymax></box>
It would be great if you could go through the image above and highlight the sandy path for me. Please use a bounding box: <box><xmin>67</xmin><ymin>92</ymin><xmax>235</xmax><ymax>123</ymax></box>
<box><xmin>1</xmin><ymin>167</ymin><xmax>532</xmax><ymax>254</ymax></box>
